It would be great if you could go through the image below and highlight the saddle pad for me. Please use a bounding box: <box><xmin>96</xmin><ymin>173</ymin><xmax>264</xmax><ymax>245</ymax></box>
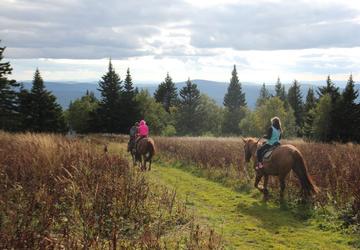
<box><xmin>263</xmin><ymin>150</ymin><xmax>274</xmax><ymax>160</ymax></box>
<box><xmin>263</xmin><ymin>144</ymin><xmax>280</xmax><ymax>161</ymax></box>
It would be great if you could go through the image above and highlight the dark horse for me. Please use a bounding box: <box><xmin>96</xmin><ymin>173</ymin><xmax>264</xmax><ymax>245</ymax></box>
<box><xmin>242</xmin><ymin>138</ymin><xmax>318</xmax><ymax>201</ymax></box>
<box><xmin>134</xmin><ymin>137</ymin><xmax>156</xmax><ymax>171</ymax></box>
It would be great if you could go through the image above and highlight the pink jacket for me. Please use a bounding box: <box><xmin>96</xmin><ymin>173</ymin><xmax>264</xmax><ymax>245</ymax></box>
<box><xmin>138</xmin><ymin>120</ymin><xmax>149</xmax><ymax>137</ymax></box>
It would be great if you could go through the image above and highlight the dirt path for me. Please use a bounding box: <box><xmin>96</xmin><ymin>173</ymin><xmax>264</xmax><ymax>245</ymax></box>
<box><xmin>148</xmin><ymin>162</ymin><xmax>356</xmax><ymax>250</ymax></box>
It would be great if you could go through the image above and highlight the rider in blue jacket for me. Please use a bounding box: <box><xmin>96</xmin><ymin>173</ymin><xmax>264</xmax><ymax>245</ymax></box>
<box><xmin>256</xmin><ymin>117</ymin><xmax>282</xmax><ymax>169</ymax></box>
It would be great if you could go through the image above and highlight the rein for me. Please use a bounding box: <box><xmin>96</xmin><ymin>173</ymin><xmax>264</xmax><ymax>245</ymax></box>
<box><xmin>256</xmin><ymin>136</ymin><xmax>262</xmax><ymax>145</ymax></box>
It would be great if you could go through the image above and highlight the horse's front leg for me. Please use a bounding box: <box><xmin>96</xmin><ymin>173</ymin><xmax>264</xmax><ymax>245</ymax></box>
<box><xmin>142</xmin><ymin>156</ymin><xmax>146</xmax><ymax>171</ymax></box>
<box><xmin>138</xmin><ymin>155</ymin><xmax>143</xmax><ymax>170</ymax></box>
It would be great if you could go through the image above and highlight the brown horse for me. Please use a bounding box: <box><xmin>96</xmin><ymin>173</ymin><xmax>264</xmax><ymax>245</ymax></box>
<box><xmin>242</xmin><ymin>138</ymin><xmax>318</xmax><ymax>201</ymax></box>
<box><xmin>135</xmin><ymin>137</ymin><xmax>156</xmax><ymax>171</ymax></box>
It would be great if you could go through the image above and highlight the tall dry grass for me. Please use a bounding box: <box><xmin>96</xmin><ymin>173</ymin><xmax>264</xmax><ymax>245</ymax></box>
<box><xmin>155</xmin><ymin>136</ymin><xmax>360</xmax><ymax>222</ymax></box>
<box><xmin>0</xmin><ymin>132</ymin><xmax>222</xmax><ymax>249</ymax></box>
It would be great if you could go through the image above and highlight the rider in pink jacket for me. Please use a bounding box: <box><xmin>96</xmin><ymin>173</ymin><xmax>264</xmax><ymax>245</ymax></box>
<box><xmin>137</xmin><ymin>120</ymin><xmax>149</xmax><ymax>138</ymax></box>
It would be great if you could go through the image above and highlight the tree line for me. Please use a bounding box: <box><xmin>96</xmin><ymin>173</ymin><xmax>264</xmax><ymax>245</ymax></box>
<box><xmin>1</xmin><ymin>42</ymin><xmax>359</xmax><ymax>142</ymax></box>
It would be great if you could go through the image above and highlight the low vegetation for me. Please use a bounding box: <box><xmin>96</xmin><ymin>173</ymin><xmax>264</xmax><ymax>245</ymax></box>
<box><xmin>0</xmin><ymin>132</ymin><xmax>221</xmax><ymax>249</ymax></box>
<box><xmin>155</xmin><ymin>136</ymin><xmax>360</xmax><ymax>229</ymax></box>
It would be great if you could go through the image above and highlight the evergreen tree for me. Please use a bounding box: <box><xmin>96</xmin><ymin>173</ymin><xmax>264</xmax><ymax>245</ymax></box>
<box><xmin>275</xmin><ymin>77</ymin><xmax>286</xmax><ymax>102</ymax></box>
<box><xmin>222</xmin><ymin>65</ymin><xmax>246</xmax><ymax>135</ymax></box>
<box><xmin>0</xmin><ymin>43</ymin><xmax>20</xmax><ymax>130</ymax></box>
<box><xmin>317</xmin><ymin>75</ymin><xmax>340</xmax><ymax>102</ymax></box>
<box><xmin>317</xmin><ymin>75</ymin><xmax>341</xmax><ymax>141</ymax></box>
<box><xmin>223</xmin><ymin>65</ymin><xmax>246</xmax><ymax>109</ymax></box>
<box><xmin>121</xmin><ymin>68</ymin><xmax>140</xmax><ymax>132</ymax></box>
<box><xmin>154</xmin><ymin>73</ymin><xmax>178</xmax><ymax>112</ymax></box>
<box><xmin>256</xmin><ymin>83</ymin><xmax>271</xmax><ymax>107</ymax></box>
<box><xmin>336</xmin><ymin>75</ymin><xmax>360</xmax><ymax>142</ymax></box>
<box><xmin>18</xmin><ymin>85</ymin><xmax>33</xmax><ymax>130</ymax></box>
<box><xmin>96</xmin><ymin>59</ymin><xmax>123</xmax><ymax>133</ymax></box>
<box><xmin>177</xmin><ymin>78</ymin><xmax>201</xmax><ymax>135</ymax></box>
<box><xmin>287</xmin><ymin>79</ymin><xmax>303</xmax><ymax>135</ymax></box>
<box><xmin>20</xmin><ymin>69</ymin><xmax>66</xmax><ymax>132</ymax></box>
<box><xmin>304</xmin><ymin>88</ymin><xmax>317</xmax><ymax>112</ymax></box>
<box><xmin>124</xmin><ymin>68</ymin><xmax>134</xmax><ymax>96</ymax></box>
<box><xmin>303</xmin><ymin>88</ymin><xmax>317</xmax><ymax>138</ymax></box>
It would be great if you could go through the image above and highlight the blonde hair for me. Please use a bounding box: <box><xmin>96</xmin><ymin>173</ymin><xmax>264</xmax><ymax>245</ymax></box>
<box><xmin>271</xmin><ymin>116</ymin><xmax>282</xmax><ymax>131</ymax></box>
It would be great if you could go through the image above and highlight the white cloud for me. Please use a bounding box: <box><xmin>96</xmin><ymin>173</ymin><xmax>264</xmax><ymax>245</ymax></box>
<box><xmin>1</xmin><ymin>0</ymin><xmax>360</xmax><ymax>81</ymax></box>
<box><xmin>8</xmin><ymin>47</ymin><xmax>360</xmax><ymax>83</ymax></box>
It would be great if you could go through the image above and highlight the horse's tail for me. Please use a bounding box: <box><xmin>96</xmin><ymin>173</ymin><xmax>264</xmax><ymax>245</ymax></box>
<box><xmin>146</xmin><ymin>139</ymin><xmax>156</xmax><ymax>161</ymax></box>
<box><xmin>291</xmin><ymin>150</ymin><xmax>319</xmax><ymax>197</ymax></box>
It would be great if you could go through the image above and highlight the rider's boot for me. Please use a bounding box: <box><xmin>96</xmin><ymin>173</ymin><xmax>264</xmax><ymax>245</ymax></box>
<box><xmin>256</xmin><ymin>162</ymin><xmax>264</xmax><ymax>170</ymax></box>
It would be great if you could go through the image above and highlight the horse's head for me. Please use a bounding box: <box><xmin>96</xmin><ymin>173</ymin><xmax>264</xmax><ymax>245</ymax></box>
<box><xmin>242</xmin><ymin>137</ymin><xmax>257</xmax><ymax>163</ymax></box>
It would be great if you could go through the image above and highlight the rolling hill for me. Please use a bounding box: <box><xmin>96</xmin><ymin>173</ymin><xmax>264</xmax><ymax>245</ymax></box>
<box><xmin>21</xmin><ymin>80</ymin><xmax>359</xmax><ymax>109</ymax></box>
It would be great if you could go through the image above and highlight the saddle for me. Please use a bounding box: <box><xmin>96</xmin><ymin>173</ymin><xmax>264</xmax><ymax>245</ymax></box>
<box><xmin>135</xmin><ymin>136</ymin><xmax>148</xmax><ymax>150</ymax></box>
<box><xmin>263</xmin><ymin>143</ymin><xmax>280</xmax><ymax>161</ymax></box>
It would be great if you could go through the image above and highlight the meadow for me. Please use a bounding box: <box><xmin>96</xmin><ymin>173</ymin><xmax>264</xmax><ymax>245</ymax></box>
<box><xmin>1</xmin><ymin>132</ymin><xmax>359</xmax><ymax>249</ymax></box>
<box><xmin>155</xmin><ymin>136</ymin><xmax>360</xmax><ymax>226</ymax></box>
<box><xmin>0</xmin><ymin>132</ymin><xmax>220</xmax><ymax>249</ymax></box>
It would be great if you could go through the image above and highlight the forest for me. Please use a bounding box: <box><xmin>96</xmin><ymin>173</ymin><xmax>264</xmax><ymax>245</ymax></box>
<box><xmin>1</xmin><ymin>42</ymin><xmax>359</xmax><ymax>143</ymax></box>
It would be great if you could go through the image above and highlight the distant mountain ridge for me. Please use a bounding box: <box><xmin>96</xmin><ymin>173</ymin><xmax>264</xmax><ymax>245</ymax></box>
<box><xmin>21</xmin><ymin>80</ymin><xmax>360</xmax><ymax>109</ymax></box>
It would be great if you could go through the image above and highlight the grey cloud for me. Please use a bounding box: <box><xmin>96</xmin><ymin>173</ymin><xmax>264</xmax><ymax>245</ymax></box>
<box><xmin>189</xmin><ymin>1</ymin><xmax>360</xmax><ymax>50</ymax></box>
<box><xmin>1</xmin><ymin>0</ymin><xmax>360</xmax><ymax>59</ymax></box>
<box><xmin>0</xmin><ymin>0</ymin><xmax>189</xmax><ymax>58</ymax></box>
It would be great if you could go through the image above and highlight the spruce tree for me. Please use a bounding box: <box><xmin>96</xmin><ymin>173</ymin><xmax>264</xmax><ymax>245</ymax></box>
<box><xmin>96</xmin><ymin>59</ymin><xmax>123</xmax><ymax>133</ymax></box>
<box><xmin>18</xmin><ymin>85</ymin><xmax>33</xmax><ymax>130</ymax></box>
<box><xmin>274</xmin><ymin>77</ymin><xmax>286</xmax><ymax>102</ymax></box>
<box><xmin>336</xmin><ymin>75</ymin><xmax>360</xmax><ymax>142</ymax></box>
<box><xmin>304</xmin><ymin>88</ymin><xmax>316</xmax><ymax>112</ymax></box>
<box><xmin>177</xmin><ymin>78</ymin><xmax>201</xmax><ymax>135</ymax></box>
<box><xmin>121</xmin><ymin>68</ymin><xmax>140</xmax><ymax>132</ymax></box>
<box><xmin>0</xmin><ymin>43</ymin><xmax>20</xmax><ymax>130</ymax></box>
<box><xmin>21</xmin><ymin>69</ymin><xmax>66</xmax><ymax>132</ymax></box>
<box><xmin>223</xmin><ymin>65</ymin><xmax>246</xmax><ymax>109</ymax></box>
<box><xmin>256</xmin><ymin>83</ymin><xmax>271</xmax><ymax>107</ymax></box>
<box><xmin>317</xmin><ymin>75</ymin><xmax>341</xmax><ymax>141</ymax></box>
<box><xmin>303</xmin><ymin>88</ymin><xmax>317</xmax><ymax>138</ymax></box>
<box><xmin>154</xmin><ymin>73</ymin><xmax>178</xmax><ymax>112</ymax></box>
<box><xmin>287</xmin><ymin>80</ymin><xmax>303</xmax><ymax>135</ymax></box>
<box><xmin>222</xmin><ymin>65</ymin><xmax>246</xmax><ymax>134</ymax></box>
<box><xmin>317</xmin><ymin>75</ymin><xmax>340</xmax><ymax>102</ymax></box>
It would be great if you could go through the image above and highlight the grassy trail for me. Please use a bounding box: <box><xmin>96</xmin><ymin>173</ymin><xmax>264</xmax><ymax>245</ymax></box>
<box><xmin>148</xmin><ymin>162</ymin><xmax>356</xmax><ymax>250</ymax></box>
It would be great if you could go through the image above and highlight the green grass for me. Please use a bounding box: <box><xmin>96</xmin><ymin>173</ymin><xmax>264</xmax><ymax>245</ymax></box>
<box><xmin>149</xmin><ymin>161</ymin><xmax>358</xmax><ymax>250</ymax></box>
<box><xmin>107</xmin><ymin>142</ymin><xmax>358</xmax><ymax>249</ymax></box>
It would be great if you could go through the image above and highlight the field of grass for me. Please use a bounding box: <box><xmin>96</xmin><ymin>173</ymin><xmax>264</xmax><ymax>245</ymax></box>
<box><xmin>1</xmin><ymin>132</ymin><xmax>359</xmax><ymax>249</ymax></box>
<box><xmin>104</xmin><ymin>136</ymin><xmax>360</xmax><ymax>249</ymax></box>
<box><xmin>155</xmin><ymin>136</ymin><xmax>360</xmax><ymax>225</ymax></box>
<box><xmin>149</xmin><ymin>161</ymin><xmax>358</xmax><ymax>249</ymax></box>
<box><xmin>0</xmin><ymin>132</ymin><xmax>220</xmax><ymax>249</ymax></box>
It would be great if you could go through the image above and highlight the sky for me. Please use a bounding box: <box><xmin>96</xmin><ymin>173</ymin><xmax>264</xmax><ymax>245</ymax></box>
<box><xmin>1</xmin><ymin>0</ymin><xmax>360</xmax><ymax>84</ymax></box>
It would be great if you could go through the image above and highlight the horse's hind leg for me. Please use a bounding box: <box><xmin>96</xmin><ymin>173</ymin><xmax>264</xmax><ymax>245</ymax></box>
<box><xmin>263</xmin><ymin>175</ymin><xmax>269</xmax><ymax>201</ymax></box>
<box><xmin>279</xmin><ymin>178</ymin><xmax>286</xmax><ymax>201</ymax></box>
<box><xmin>254</xmin><ymin>173</ymin><xmax>263</xmax><ymax>193</ymax></box>
<box><xmin>148</xmin><ymin>159</ymin><xmax>151</xmax><ymax>171</ymax></box>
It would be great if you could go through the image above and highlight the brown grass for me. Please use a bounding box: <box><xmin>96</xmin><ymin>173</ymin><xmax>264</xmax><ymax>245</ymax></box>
<box><xmin>0</xmin><ymin>132</ymin><xmax>222</xmax><ymax>249</ymax></box>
